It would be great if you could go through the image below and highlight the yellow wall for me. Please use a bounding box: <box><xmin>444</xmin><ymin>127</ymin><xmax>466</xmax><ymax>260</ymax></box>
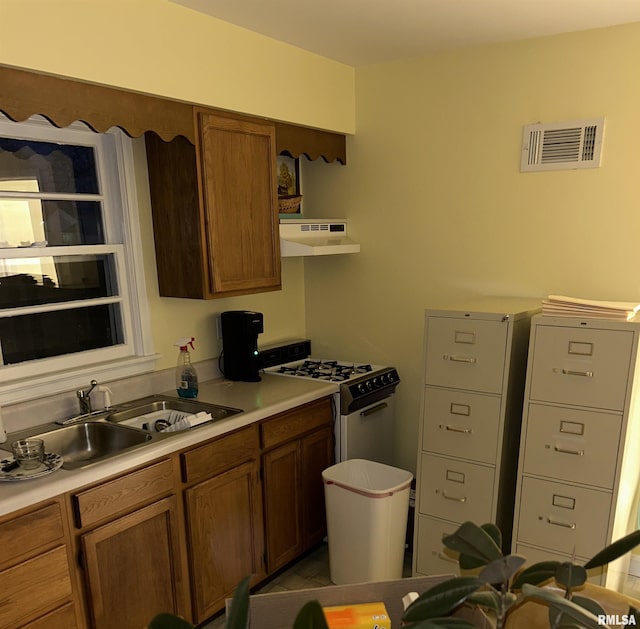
<box><xmin>303</xmin><ymin>22</ymin><xmax>640</xmax><ymax>472</ymax></box>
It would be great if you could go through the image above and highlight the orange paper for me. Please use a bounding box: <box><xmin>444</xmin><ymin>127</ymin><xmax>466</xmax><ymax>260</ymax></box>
<box><xmin>323</xmin><ymin>602</ymin><xmax>390</xmax><ymax>629</ymax></box>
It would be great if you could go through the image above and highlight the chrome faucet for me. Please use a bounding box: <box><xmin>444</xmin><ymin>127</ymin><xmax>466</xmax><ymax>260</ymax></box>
<box><xmin>77</xmin><ymin>379</ymin><xmax>98</xmax><ymax>415</ymax></box>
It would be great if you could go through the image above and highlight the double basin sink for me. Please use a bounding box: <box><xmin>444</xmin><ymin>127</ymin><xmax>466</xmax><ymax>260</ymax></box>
<box><xmin>18</xmin><ymin>396</ymin><xmax>242</xmax><ymax>471</ymax></box>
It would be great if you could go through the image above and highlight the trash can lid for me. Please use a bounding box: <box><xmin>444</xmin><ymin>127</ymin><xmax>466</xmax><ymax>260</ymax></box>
<box><xmin>322</xmin><ymin>458</ymin><xmax>413</xmax><ymax>496</ymax></box>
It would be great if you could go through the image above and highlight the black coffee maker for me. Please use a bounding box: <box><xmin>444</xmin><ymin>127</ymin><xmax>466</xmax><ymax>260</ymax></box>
<box><xmin>220</xmin><ymin>311</ymin><xmax>264</xmax><ymax>382</ymax></box>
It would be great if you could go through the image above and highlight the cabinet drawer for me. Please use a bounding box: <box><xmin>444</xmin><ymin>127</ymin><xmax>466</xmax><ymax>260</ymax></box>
<box><xmin>424</xmin><ymin>317</ymin><xmax>508</xmax><ymax>393</ymax></box>
<box><xmin>422</xmin><ymin>387</ymin><xmax>501</xmax><ymax>464</ymax></box>
<box><xmin>182</xmin><ymin>425</ymin><xmax>258</xmax><ymax>484</ymax></box>
<box><xmin>418</xmin><ymin>454</ymin><xmax>494</xmax><ymax>523</ymax></box>
<box><xmin>0</xmin><ymin>503</ymin><xmax>64</xmax><ymax>566</ymax></box>
<box><xmin>0</xmin><ymin>545</ymin><xmax>72</xmax><ymax>628</ymax></box>
<box><xmin>529</xmin><ymin>326</ymin><xmax>633</xmax><ymax>410</ymax></box>
<box><xmin>523</xmin><ymin>404</ymin><xmax>622</xmax><ymax>489</ymax></box>
<box><xmin>261</xmin><ymin>397</ymin><xmax>332</xmax><ymax>450</ymax></box>
<box><xmin>19</xmin><ymin>602</ymin><xmax>78</xmax><ymax>629</ymax></box>
<box><xmin>516</xmin><ymin>476</ymin><xmax>611</xmax><ymax>558</ymax></box>
<box><xmin>74</xmin><ymin>458</ymin><xmax>173</xmax><ymax>528</ymax></box>
<box><xmin>414</xmin><ymin>515</ymin><xmax>459</xmax><ymax>577</ymax></box>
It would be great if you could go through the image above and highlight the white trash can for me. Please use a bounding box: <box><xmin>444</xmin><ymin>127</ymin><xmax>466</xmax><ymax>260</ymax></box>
<box><xmin>322</xmin><ymin>458</ymin><xmax>413</xmax><ymax>585</ymax></box>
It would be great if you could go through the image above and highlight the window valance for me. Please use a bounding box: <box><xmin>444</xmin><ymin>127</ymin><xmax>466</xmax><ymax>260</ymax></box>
<box><xmin>0</xmin><ymin>65</ymin><xmax>346</xmax><ymax>163</ymax></box>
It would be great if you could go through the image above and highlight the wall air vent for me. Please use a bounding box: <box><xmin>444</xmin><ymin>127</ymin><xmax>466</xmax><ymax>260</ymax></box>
<box><xmin>521</xmin><ymin>117</ymin><xmax>604</xmax><ymax>172</ymax></box>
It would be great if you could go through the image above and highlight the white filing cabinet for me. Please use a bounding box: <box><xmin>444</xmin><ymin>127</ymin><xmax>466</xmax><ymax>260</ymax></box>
<box><xmin>413</xmin><ymin>298</ymin><xmax>540</xmax><ymax>577</ymax></box>
<box><xmin>512</xmin><ymin>314</ymin><xmax>640</xmax><ymax>589</ymax></box>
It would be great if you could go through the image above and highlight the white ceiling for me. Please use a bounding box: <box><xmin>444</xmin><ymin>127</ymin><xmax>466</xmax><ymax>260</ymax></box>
<box><xmin>170</xmin><ymin>0</ymin><xmax>640</xmax><ymax>66</ymax></box>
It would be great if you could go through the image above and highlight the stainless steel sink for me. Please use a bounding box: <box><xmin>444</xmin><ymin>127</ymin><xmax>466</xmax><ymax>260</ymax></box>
<box><xmin>105</xmin><ymin>395</ymin><xmax>242</xmax><ymax>431</ymax></box>
<box><xmin>31</xmin><ymin>421</ymin><xmax>152</xmax><ymax>470</ymax></box>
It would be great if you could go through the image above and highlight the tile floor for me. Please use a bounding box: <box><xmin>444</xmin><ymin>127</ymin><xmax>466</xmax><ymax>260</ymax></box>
<box><xmin>201</xmin><ymin>543</ymin><xmax>413</xmax><ymax>628</ymax></box>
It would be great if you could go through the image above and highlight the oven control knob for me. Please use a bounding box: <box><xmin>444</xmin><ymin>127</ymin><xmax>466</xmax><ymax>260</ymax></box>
<box><xmin>357</xmin><ymin>383</ymin><xmax>367</xmax><ymax>394</ymax></box>
<box><xmin>366</xmin><ymin>380</ymin><xmax>373</xmax><ymax>391</ymax></box>
<box><xmin>380</xmin><ymin>373</ymin><xmax>389</xmax><ymax>385</ymax></box>
<box><xmin>372</xmin><ymin>377</ymin><xmax>380</xmax><ymax>388</ymax></box>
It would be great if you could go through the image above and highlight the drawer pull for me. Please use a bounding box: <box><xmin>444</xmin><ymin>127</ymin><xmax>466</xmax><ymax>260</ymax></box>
<box><xmin>553</xmin><ymin>445</ymin><xmax>585</xmax><ymax>456</ymax></box>
<box><xmin>436</xmin><ymin>552</ymin><xmax>459</xmax><ymax>564</ymax></box>
<box><xmin>441</xmin><ymin>491</ymin><xmax>467</xmax><ymax>503</ymax></box>
<box><xmin>443</xmin><ymin>354</ymin><xmax>477</xmax><ymax>364</ymax></box>
<box><xmin>553</xmin><ymin>368</ymin><xmax>594</xmax><ymax>378</ymax></box>
<box><xmin>547</xmin><ymin>517</ymin><xmax>576</xmax><ymax>529</ymax></box>
<box><xmin>441</xmin><ymin>424</ymin><xmax>472</xmax><ymax>434</ymax></box>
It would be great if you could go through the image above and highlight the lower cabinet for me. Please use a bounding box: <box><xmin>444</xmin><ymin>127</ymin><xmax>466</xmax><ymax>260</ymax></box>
<box><xmin>261</xmin><ymin>398</ymin><xmax>334</xmax><ymax>573</ymax></box>
<box><xmin>182</xmin><ymin>426</ymin><xmax>264</xmax><ymax>624</ymax></box>
<box><xmin>80</xmin><ymin>497</ymin><xmax>184</xmax><ymax>629</ymax></box>
<box><xmin>71</xmin><ymin>459</ymin><xmax>186</xmax><ymax>629</ymax></box>
<box><xmin>0</xmin><ymin>500</ymin><xmax>80</xmax><ymax>629</ymax></box>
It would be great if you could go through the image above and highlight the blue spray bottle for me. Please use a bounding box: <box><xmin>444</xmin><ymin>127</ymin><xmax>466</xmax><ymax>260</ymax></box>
<box><xmin>175</xmin><ymin>337</ymin><xmax>199</xmax><ymax>399</ymax></box>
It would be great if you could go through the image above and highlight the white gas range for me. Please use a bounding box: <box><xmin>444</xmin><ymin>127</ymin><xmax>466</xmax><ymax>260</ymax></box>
<box><xmin>264</xmin><ymin>356</ymin><xmax>400</xmax><ymax>465</ymax></box>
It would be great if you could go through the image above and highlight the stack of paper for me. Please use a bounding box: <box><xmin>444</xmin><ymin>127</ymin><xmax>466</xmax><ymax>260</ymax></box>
<box><xmin>542</xmin><ymin>295</ymin><xmax>640</xmax><ymax>321</ymax></box>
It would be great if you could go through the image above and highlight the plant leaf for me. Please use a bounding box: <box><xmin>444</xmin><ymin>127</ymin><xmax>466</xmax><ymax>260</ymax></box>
<box><xmin>571</xmin><ymin>595</ymin><xmax>606</xmax><ymax>617</ymax></box>
<box><xmin>147</xmin><ymin>613</ymin><xmax>194</xmax><ymax>629</ymax></box>
<box><xmin>465</xmin><ymin>590</ymin><xmax>500</xmax><ymax>612</ymax></box>
<box><xmin>226</xmin><ymin>576</ymin><xmax>251</xmax><ymax>629</ymax></box>
<box><xmin>521</xmin><ymin>584</ymin><xmax>604</xmax><ymax>629</ymax></box>
<box><xmin>584</xmin><ymin>529</ymin><xmax>640</xmax><ymax>569</ymax></box>
<box><xmin>554</xmin><ymin>562</ymin><xmax>587</xmax><ymax>590</ymax></box>
<box><xmin>511</xmin><ymin>561</ymin><xmax>560</xmax><ymax>589</ymax></box>
<box><xmin>478</xmin><ymin>555</ymin><xmax>526</xmax><ymax>584</ymax></box>
<box><xmin>402</xmin><ymin>576</ymin><xmax>482</xmax><ymax>622</ymax></box>
<box><xmin>442</xmin><ymin>522</ymin><xmax>503</xmax><ymax>566</ymax></box>
<box><xmin>292</xmin><ymin>600</ymin><xmax>329</xmax><ymax>629</ymax></box>
<box><xmin>458</xmin><ymin>523</ymin><xmax>502</xmax><ymax>570</ymax></box>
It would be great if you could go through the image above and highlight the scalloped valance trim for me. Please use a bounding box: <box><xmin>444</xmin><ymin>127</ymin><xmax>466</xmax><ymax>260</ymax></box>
<box><xmin>0</xmin><ymin>65</ymin><xmax>346</xmax><ymax>163</ymax></box>
<box><xmin>0</xmin><ymin>65</ymin><xmax>195</xmax><ymax>143</ymax></box>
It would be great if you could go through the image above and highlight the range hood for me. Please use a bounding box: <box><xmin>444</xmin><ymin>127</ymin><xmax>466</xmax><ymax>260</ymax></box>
<box><xmin>280</xmin><ymin>219</ymin><xmax>361</xmax><ymax>257</ymax></box>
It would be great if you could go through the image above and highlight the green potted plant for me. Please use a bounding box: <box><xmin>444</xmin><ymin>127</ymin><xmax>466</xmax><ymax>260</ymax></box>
<box><xmin>149</xmin><ymin>521</ymin><xmax>640</xmax><ymax>629</ymax></box>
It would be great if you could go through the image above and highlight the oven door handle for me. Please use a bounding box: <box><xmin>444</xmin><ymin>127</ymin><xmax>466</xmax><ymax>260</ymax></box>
<box><xmin>360</xmin><ymin>402</ymin><xmax>389</xmax><ymax>417</ymax></box>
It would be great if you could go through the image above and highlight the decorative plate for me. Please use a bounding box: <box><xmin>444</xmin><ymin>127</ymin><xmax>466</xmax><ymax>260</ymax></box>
<box><xmin>0</xmin><ymin>452</ymin><xmax>63</xmax><ymax>481</ymax></box>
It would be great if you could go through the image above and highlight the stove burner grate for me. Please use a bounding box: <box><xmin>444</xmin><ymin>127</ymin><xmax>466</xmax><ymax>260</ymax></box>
<box><xmin>276</xmin><ymin>360</ymin><xmax>373</xmax><ymax>381</ymax></box>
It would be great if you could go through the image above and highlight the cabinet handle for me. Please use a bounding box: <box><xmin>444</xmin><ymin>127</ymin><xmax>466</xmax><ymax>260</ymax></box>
<box><xmin>553</xmin><ymin>368</ymin><xmax>594</xmax><ymax>378</ymax></box>
<box><xmin>436</xmin><ymin>552</ymin><xmax>459</xmax><ymax>564</ymax></box>
<box><xmin>443</xmin><ymin>354</ymin><xmax>477</xmax><ymax>364</ymax></box>
<box><xmin>441</xmin><ymin>491</ymin><xmax>467</xmax><ymax>503</ymax></box>
<box><xmin>441</xmin><ymin>424</ymin><xmax>472</xmax><ymax>434</ymax></box>
<box><xmin>546</xmin><ymin>517</ymin><xmax>576</xmax><ymax>529</ymax></box>
<box><xmin>553</xmin><ymin>445</ymin><xmax>585</xmax><ymax>456</ymax></box>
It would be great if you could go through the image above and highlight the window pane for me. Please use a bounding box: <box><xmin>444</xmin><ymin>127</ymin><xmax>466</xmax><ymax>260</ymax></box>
<box><xmin>0</xmin><ymin>303</ymin><xmax>124</xmax><ymax>365</ymax></box>
<box><xmin>0</xmin><ymin>254</ymin><xmax>118</xmax><ymax>309</ymax></box>
<box><xmin>0</xmin><ymin>138</ymin><xmax>99</xmax><ymax>194</ymax></box>
<box><xmin>0</xmin><ymin>199</ymin><xmax>104</xmax><ymax>247</ymax></box>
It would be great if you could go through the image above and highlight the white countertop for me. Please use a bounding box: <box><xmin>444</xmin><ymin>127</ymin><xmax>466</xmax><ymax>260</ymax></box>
<box><xmin>0</xmin><ymin>374</ymin><xmax>338</xmax><ymax>517</ymax></box>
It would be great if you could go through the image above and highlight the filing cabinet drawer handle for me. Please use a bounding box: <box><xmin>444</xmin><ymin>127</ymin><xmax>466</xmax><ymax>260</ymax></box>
<box><xmin>553</xmin><ymin>368</ymin><xmax>594</xmax><ymax>378</ymax></box>
<box><xmin>443</xmin><ymin>354</ymin><xmax>477</xmax><ymax>364</ymax></box>
<box><xmin>441</xmin><ymin>491</ymin><xmax>467</xmax><ymax>503</ymax></box>
<box><xmin>547</xmin><ymin>517</ymin><xmax>576</xmax><ymax>529</ymax></box>
<box><xmin>436</xmin><ymin>552</ymin><xmax>459</xmax><ymax>564</ymax></box>
<box><xmin>441</xmin><ymin>424</ymin><xmax>472</xmax><ymax>434</ymax></box>
<box><xmin>553</xmin><ymin>445</ymin><xmax>585</xmax><ymax>456</ymax></box>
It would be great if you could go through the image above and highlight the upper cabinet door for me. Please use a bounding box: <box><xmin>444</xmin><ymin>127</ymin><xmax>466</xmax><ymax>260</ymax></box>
<box><xmin>197</xmin><ymin>111</ymin><xmax>281</xmax><ymax>297</ymax></box>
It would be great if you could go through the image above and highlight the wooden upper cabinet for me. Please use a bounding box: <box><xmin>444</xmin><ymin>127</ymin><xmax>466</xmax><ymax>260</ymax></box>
<box><xmin>196</xmin><ymin>110</ymin><xmax>280</xmax><ymax>296</ymax></box>
<box><xmin>145</xmin><ymin>109</ymin><xmax>281</xmax><ymax>299</ymax></box>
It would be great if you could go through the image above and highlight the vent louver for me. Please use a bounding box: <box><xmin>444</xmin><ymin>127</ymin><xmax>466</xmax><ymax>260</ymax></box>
<box><xmin>521</xmin><ymin>117</ymin><xmax>604</xmax><ymax>172</ymax></box>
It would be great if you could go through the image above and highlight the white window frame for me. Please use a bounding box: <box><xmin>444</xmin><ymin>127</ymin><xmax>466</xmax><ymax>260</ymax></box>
<box><xmin>0</xmin><ymin>115</ymin><xmax>157</xmax><ymax>405</ymax></box>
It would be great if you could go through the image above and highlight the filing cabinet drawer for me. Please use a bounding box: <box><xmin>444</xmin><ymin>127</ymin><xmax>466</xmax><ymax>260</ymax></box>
<box><xmin>418</xmin><ymin>454</ymin><xmax>494</xmax><ymax>523</ymax></box>
<box><xmin>522</xmin><ymin>403</ymin><xmax>622</xmax><ymax>489</ymax></box>
<box><xmin>517</xmin><ymin>476</ymin><xmax>611</xmax><ymax>558</ymax></box>
<box><xmin>529</xmin><ymin>325</ymin><xmax>633</xmax><ymax>411</ymax></box>
<box><xmin>513</xmin><ymin>544</ymin><xmax>603</xmax><ymax>585</ymax></box>
<box><xmin>424</xmin><ymin>317</ymin><xmax>508</xmax><ymax>393</ymax></box>
<box><xmin>423</xmin><ymin>387</ymin><xmax>501</xmax><ymax>464</ymax></box>
<box><xmin>414</xmin><ymin>515</ymin><xmax>459</xmax><ymax>576</ymax></box>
